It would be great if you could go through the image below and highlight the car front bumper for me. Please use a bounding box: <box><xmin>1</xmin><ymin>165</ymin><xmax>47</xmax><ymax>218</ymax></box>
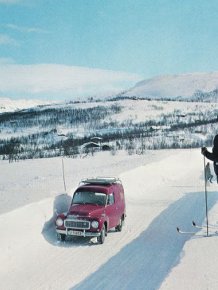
<box><xmin>56</xmin><ymin>228</ymin><xmax>101</xmax><ymax>237</ymax></box>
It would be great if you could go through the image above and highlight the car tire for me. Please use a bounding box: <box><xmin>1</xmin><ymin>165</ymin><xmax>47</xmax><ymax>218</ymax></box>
<box><xmin>115</xmin><ymin>217</ymin><xmax>124</xmax><ymax>232</ymax></box>
<box><xmin>97</xmin><ymin>225</ymin><xmax>106</xmax><ymax>244</ymax></box>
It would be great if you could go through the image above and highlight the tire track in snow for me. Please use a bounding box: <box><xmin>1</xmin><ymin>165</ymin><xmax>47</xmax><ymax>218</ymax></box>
<box><xmin>72</xmin><ymin>191</ymin><xmax>218</xmax><ymax>290</ymax></box>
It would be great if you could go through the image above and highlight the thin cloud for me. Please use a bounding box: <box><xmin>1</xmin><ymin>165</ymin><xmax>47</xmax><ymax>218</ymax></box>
<box><xmin>0</xmin><ymin>0</ymin><xmax>22</xmax><ymax>3</ymax></box>
<box><xmin>0</xmin><ymin>63</ymin><xmax>142</xmax><ymax>99</ymax></box>
<box><xmin>5</xmin><ymin>24</ymin><xmax>49</xmax><ymax>34</ymax></box>
<box><xmin>0</xmin><ymin>57</ymin><xmax>15</xmax><ymax>64</ymax></box>
<box><xmin>0</xmin><ymin>34</ymin><xmax>18</xmax><ymax>46</ymax></box>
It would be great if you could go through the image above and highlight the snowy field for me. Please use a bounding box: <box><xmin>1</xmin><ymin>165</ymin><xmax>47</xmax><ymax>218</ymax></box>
<box><xmin>1</xmin><ymin>148</ymin><xmax>218</xmax><ymax>290</ymax></box>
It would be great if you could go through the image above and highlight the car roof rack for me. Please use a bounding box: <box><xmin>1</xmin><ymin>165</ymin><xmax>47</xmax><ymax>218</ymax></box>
<box><xmin>80</xmin><ymin>177</ymin><xmax>122</xmax><ymax>185</ymax></box>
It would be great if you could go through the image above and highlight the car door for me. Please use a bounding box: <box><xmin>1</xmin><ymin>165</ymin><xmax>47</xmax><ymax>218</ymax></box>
<box><xmin>105</xmin><ymin>192</ymin><xmax>118</xmax><ymax>229</ymax></box>
<box><xmin>113</xmin><ymin>187</ymin><xmax>123</xmax><ymax>225</ymax></box>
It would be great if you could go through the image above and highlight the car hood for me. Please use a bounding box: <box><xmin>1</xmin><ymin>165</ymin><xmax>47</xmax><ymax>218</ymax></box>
<box><xmin>68</xmin><ymin>204</ymin><xmax>104</xmax><ymax>217</ymax></box>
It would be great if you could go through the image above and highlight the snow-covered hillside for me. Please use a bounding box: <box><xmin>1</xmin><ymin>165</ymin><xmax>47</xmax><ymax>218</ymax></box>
<box><xmin>1</xmin><ymin>97</ymin><xmax>217</xmax><ymax>161</ymax></box>
<box><xmin>125</xmin><ymin>72</ymin><xmax>218</xmax><ymax>98</ymax></box>
<box><xmin>1</xmin><ymin>149</ymin><xmax>218</xmax><ymax>290</ymax></box>
<box><xmin>0</xmin><ymin>97</ymin><xmax>54</xmax><ymax>113</ymax></box>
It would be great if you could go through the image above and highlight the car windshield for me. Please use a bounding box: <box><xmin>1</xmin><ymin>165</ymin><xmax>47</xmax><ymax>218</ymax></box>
<box><xmin>72</xmin><ymin>191</ymin><xmax>107</xmax><ymax>206</ymax></box>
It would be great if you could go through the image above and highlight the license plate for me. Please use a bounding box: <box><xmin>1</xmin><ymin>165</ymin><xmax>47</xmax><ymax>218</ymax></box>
<box><xmin>68</xmin><ymin>230</ymin><xmax>84</xmax><ymax>236</ymax></box>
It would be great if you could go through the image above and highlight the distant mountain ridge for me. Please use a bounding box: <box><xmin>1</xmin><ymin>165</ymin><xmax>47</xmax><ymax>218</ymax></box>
<box><xmin>1</xmin><ymin>72</ymin><xmax>218</xmax><ymax>114</ymax></box>
<box><xmin>124</xmin><ymin>72</ymin><xmax>218</xmax><ymax>99</ymax></box>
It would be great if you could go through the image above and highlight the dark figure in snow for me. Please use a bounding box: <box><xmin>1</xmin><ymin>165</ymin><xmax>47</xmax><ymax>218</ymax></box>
<box><xmin>205</xmin><ymin>162</ymin><xmax>213</xmax><ymax>183</ymax></box>
<box><xmin>201</xmin><ymin>134</ymin><xmax>218</xmax><ymax>183</ymax></box>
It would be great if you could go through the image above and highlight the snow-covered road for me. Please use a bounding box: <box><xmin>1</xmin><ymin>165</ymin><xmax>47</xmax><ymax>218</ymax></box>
<box><xmin>1</xmin><ymin>149</ymin><xmax>218</xmax><ymax>290</ymax></box>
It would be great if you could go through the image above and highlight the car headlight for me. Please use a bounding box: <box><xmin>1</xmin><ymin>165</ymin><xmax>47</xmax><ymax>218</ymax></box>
<box><xmin>56</xmin><ymin>217</ymin><xmax>64</xmax><ymax>227</ymax></box>
<box><xmin>91</xmin><ymin>221</ymin><xmax>99</xmax><ymax>229</ymax></box>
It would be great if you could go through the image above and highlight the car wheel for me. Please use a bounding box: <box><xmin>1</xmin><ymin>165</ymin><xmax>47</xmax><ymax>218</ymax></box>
<box><xmin>97</xmin><ymin>225</ymin><xmax>106</xmax><ymax>244</ymax></box>
<box><xmin>115</xmin><ymin>217</ymin><xmax>124</xmax><ymax>232</ymax></box>
<box><xmin>58</xmin><ymin>233</ymin><xmax>66</xmax><ymax>241</ymax></box>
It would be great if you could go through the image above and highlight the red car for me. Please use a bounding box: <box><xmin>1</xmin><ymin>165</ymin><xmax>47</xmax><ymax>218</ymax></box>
<box><xmin>55</xmin><ymin>177</ymin><xmax>126</xmax><ymax>244</ymax></box>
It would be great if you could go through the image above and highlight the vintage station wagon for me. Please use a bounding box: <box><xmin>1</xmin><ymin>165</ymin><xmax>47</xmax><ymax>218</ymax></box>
<box><xmin>55</xmin><ymin>177</ymin><xmax>126</xmax><ymax>244</ymax></box>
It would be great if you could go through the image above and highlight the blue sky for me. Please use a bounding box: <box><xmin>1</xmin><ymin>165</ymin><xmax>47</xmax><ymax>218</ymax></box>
<box><xmin>0</xmin><ymin>0</ymin><xmax>218</xmax><ymax>100</ymax></box>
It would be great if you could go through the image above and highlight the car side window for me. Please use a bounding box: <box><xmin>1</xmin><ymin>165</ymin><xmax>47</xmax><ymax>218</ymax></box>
<box><xmin>107</xmin><ymin>193</ymin><xmax>115</xmax><ymax>205</ymax></box>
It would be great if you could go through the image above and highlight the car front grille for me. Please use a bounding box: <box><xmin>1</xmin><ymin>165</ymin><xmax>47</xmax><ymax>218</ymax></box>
<box><xmin>64</xmin><ymin>219</ymin><xmax>90</xmax><ymax>229</ymax></box>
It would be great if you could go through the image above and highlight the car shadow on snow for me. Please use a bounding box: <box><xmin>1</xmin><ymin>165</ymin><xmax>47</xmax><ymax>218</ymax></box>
<box><xmin>41</xmin><ymin>193</ymin><xmax>104</xmax><ymax>247</ymax></box>
<box><xmin>71</xmin><ymin>191</ymin><xmax>218</xmax><ymax>290</ymax></box>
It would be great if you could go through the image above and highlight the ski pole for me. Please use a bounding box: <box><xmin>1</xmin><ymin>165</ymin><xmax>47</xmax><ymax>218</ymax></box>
<box><xmin>203</xmin><ymin>155</ymin><xmax>209</xmax><ymax>237</ymax></box>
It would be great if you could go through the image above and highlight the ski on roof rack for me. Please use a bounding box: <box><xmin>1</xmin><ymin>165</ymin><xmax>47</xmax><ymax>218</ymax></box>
<box><xmin>80</xmin><ymin>177</ymin><xmax>121</xmax><ymax>185</ymax></box>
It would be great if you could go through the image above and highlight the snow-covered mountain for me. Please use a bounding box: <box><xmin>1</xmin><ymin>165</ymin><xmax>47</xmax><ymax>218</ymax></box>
<box><xmin>124</xmin><ymin>72</ymin><xmax>218</xmax><ymax>99</ymax></box>
<box><xmin>0</xmin><ymin>97</ymin><xmax>54</xmax><ymax>113</ymax></box>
